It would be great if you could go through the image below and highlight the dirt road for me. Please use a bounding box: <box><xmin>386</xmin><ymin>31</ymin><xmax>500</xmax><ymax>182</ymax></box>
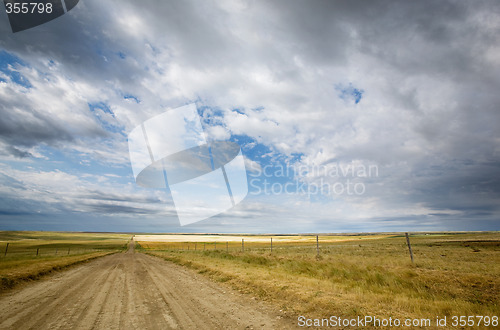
<box><xmin>0</xmin><ymin>241</ymin><xmax>290</xmax><ymax>329</ymax></box>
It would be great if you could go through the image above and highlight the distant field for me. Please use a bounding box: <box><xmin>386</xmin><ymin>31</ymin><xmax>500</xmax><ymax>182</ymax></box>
<box><xmin>135</xmin><ymin>233</ymin><xmax>391</xmax><ymax>243</ymax></box>
<box><xmin>136</xmin><ymin>232</ymin><xmax>500</xmax><ymax>325</ymax></box>
<box><xmin>0</xmin><ymin>231</ymin><xmax>131</xmax><ymax>291</ymax></box>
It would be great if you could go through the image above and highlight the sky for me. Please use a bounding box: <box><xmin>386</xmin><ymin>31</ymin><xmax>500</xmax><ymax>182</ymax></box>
<box><xmin>0</xmin><ymin>0</ymin><xmax>499</xmax><ymax>233</ymax></box>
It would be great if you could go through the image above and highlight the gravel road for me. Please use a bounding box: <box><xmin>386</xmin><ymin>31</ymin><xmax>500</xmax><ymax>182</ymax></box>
<box><xmin>0</xmin><ymin>241</ymin><xmax>290</xmax><ymax>329</ymax></box>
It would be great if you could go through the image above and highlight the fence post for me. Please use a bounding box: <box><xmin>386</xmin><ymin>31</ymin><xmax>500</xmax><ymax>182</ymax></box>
<box><xmin>405</xmin><ymin>232</ymin><xmax>414</xmax><ymax>263</ymax></box>
<box><xmin>36</xmin><ymin>248</ymin><xmax>39</xmax><ymax>256</ymax></box>
<box><xmin>4</xmin><ymin>243</ymin><xmax>9</xmax><ymax>257</ymax></box>
<box><xmin>271</xmin><ymin>237</ymin><xmax>273</xmax><ymax>253</ymax></box>
<box><xmin>242</xmin><ymin>239</ymin><xmax>244</xmax><ymax>252</ymax></box>
<box><xmin>226</xmin><ymin>241</ymin><xmax>228</xmax><ymax>253</ymax></box>
<box><xmin>316</xmin><ymin>235</ymin><xmax>319</xmax><ymax>257</ymax></box>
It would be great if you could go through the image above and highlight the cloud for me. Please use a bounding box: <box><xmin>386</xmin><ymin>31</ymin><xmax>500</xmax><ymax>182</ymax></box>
<box><xmin>0</xmin><ymin>0</ymin><xmax>499</xmax><ymax>231</ymax></box>
<box><xmin>0</xmin><ymin>163</ymin><xmax>174</xmax><ymax>218</ymax></box>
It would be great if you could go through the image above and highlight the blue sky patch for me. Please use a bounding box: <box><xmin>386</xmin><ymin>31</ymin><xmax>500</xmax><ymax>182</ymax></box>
<box><xmin>123</xmin><ymin>94</ymin><xmax>140</xmax><ymax>103</ymax></box>
<box><xmin>336</xmin><ymin>83</ymin><xmax>364</xmax><ymax>104</ymax></box>
<box><xmin>0</xmin><ymin>50</ymin><xmax>32</xmax><ymax>88</ymax></box>
<box><xmin>88</xmin><ymin>102</ymin><xmax>125</xmax><ymax>134</ymax></box>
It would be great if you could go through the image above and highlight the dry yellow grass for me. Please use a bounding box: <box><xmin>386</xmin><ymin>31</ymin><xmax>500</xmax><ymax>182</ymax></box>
<box><xmin>0</xmin><ymin>231</ymin><xmax>131</xmax><ymax>291</ymax></box>
<box><xmin>137</xmin><ymin>232</ymin><xmax>499</xmax><ymax>327</ymax></box>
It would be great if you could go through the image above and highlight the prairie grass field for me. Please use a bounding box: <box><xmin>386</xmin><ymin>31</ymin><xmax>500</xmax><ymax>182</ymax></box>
<box><xmin>136</xmin><ymin>232</ymin><xmax>500</xmax><ymax>324</ymax></box>
<box><xmin>0</xmin><ymin>231</ymin><xmax>131</xmax><ymax>291</ymax></box>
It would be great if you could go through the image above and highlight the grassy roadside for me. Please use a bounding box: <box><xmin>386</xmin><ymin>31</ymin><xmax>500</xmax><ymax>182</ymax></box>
<box><xmin>136</xmin><ymin>232</ymin><xmax>499</xmax><ymax>325</ymax></box>
<box><xmin>0</xmin><ymin>251</ymin><xmax>116</xmax><ymax>291</ymax></box>
<box><xmin>0</xmin><ymin>231</ymin><xmax>131</xmax><ymax>291</ymax></box>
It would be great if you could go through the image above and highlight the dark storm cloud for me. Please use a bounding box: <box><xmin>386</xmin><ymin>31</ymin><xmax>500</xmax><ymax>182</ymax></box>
<box><xmin>0</xmin><ymin>101</ymin><xmax>74</xmax><ymax>145</ymax></box>
<box><xmin>83</xmin><ymin>203</ymin><xmax>162</xmax><ymax>215</ymax></box>
<box><xmin>81</xmin><ymin>190</ymin><xmax>163</xmax><ymax>204</ymax></box>
<box><xmin>4</xmin><ymin>146</ymin><xmax>32</xmax><ymax>158</ymax></box>
<box><xmin>0</xmin><ymin>209</ymin><xmax>33</xmax><ymax>216</ymax></box>
<box><xmin>413</xmin><ymin>160</ymin><xmax>500</xmax><ymax>211</ymax></box>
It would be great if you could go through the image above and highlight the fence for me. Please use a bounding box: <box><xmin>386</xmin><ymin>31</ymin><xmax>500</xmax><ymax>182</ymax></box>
<box><xmin>138</xmin><ymin>234</ymin><xmax>417</xmax><ymax>263</ymax></box>
<box><xmin>0</xmin><ymin>245</ymin><xmax>107</xmax><ymax>258</ymax></box>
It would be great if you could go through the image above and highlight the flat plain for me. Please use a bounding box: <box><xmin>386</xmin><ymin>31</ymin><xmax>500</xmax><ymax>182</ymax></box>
<box><xmin>0</xmin><ymin>231</ymin><xmax>498</xmax><ymax>329</ymax></box>
<box><xmin>137</xmin><ymin>232</ymin><xmax>500</xmax><ymax>326</ymax></box>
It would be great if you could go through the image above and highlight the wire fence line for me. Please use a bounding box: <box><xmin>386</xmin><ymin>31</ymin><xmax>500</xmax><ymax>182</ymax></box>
<box><xmin>138</xmin><ymin>234</ymin><xmax>417</xmax><ymax>263</ymax></box>
<box><xmin>1</xmin><ymin>234</ymin><xmax>418</xmax><ymax>263</ymax></box>
<box><xmin>0</xmin><ymin>246</ymin><xmax>110</xmax><ymax>258</ymax></box>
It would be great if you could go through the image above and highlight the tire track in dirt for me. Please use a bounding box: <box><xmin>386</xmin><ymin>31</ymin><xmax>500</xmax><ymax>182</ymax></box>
<box><xmin>0</xmin><ymin>241</ymin><xmax>291</xmax><ymax>329</ymax></box>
